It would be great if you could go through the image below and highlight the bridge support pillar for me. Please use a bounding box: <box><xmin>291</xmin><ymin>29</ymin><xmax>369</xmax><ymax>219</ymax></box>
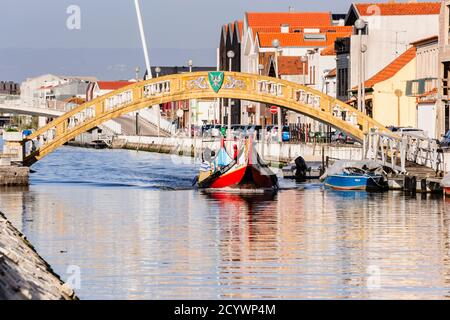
<box><xmin>2</xmin><ymin>131</ymin><xmax>25</xmax><ymax>164</ymax></box>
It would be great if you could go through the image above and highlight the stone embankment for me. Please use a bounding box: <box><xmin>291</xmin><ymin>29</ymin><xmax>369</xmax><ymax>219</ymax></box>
<box><xmin>112</xmin><ymin>135</ymin><xmax>363</xmax><ymax>165</ymax></box>
<box><xmin>0</xmin><ymin>211</ymin><xmax>77</xmax><ymax>300</ymax></box>
<box><xmin>0</xmin><ymin>166</ymin><xmax>29</xmax><ymax>186</ymax></box>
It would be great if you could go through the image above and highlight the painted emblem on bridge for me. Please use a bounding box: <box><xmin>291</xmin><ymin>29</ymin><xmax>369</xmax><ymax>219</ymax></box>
<box><xmin>208</xmin><ymin>72</ymin><xmax>224</xmax><ymax>93</ymax></box>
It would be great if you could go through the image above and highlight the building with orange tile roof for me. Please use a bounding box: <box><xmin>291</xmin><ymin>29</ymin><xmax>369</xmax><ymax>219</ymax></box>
<box><xmin>237</xmin><ymin>9</ymin><xmax>349</xmax><ymax>126</ymax></box>
<box><xmin>347</xmin><ymin>47</ymin><xmax>417</xmax><ymax>128</ymax></box>
<box><xmin>439</xmin><ymin>1</ymin><xmax>450</xmax><ymax>137</ymax></box>
<box><xmin>246</xmin><ymin>12</ymin><xmax>332</xmax><ymax>28</ymax></box>
<box><xmin>343</xmin><ymin>1</ymin><xmax>440</xmax><ymax>89</ymax></box>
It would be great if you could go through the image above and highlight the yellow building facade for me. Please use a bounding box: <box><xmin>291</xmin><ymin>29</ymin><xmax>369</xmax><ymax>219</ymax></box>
<box><xmin>371</xmin><ymin>57</ymin><xmax>417</xmax><ymax>128</ymax></box>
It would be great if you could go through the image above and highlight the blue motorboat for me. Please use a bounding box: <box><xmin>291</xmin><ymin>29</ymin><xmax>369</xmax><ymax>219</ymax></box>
<box><xmin>324</xmin><ymin>167</ymin><xmax>387</xmax><ymax>191</ymax></box>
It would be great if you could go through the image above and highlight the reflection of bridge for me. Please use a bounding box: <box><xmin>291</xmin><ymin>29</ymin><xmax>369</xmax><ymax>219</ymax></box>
<box><xmin>16</xmin><ymin>71</ymin><xmax>388</xmax><ymax>166</ymax></box>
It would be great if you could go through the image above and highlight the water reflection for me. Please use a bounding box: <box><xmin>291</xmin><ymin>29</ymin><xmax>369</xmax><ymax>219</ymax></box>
<box><xmin>0</xmin><ymin>146</ymin><xmax>450</xmax><ymax>299</ymax></box>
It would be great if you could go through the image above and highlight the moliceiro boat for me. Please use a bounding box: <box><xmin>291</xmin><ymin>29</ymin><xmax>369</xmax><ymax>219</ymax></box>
<box><xmin>196</xmin><ymin>138</ymin><xmax>278</xmax><ymax>191</ymax></box>
<box><xmin>441</xmin><ymin>174</ymin><xmax>450</xmax><ymax>196</ymax></box>
<box><xmin>321</xmin><ymin>160</ymin><xmax>388</xmax><ymax>191</ymax></box>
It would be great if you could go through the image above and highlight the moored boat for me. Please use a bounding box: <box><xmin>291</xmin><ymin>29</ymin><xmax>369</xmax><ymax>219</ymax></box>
<box><xmin>324</xmin><ymin>169</ymin><xmax>386</xmax><ymax>191</ymax></box>
<box><xmin>321</xmin><ymin>160</ymin><xmax>388</xmax><ymax>191</ymax></box>
<box><xmin>197</xmin><ymin>137</ymin><xmax>278</xmax><ymax>191</ymax></box>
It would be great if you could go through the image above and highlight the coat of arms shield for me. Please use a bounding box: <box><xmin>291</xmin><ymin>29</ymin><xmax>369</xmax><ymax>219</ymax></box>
<box><xmin>208</xmin><ymin>72</ymin><xmax>224</xmax><ymax>93</ymax></box>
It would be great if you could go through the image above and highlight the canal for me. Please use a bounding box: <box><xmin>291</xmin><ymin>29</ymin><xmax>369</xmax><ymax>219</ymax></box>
<box><xmin>1</xmin><ymin>142</ymin><xmax>450</xmax><ymax>299</ymax></box>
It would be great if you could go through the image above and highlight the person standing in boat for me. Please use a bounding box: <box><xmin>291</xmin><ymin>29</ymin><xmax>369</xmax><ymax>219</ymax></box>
<box><xmin>233</xmin><ymin>137</ymin><xmax>238</xmax><ymax>162</ymax></box>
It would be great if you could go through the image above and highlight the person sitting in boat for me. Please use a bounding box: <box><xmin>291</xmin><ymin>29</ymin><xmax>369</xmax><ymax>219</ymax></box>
<box><xmin>294</xmin><ymin>156</ymin><xmax>308</xmax><ymax>181</ymax></box>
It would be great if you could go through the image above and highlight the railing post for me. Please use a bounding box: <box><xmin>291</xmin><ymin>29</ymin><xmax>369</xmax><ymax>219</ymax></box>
<box><xmin>400</xmin><ymin>135</ymin><xmax>407</xmax><ymax>172</ymax></box>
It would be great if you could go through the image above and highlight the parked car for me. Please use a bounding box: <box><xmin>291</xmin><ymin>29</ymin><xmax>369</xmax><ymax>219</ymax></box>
<box><xmin>440</xmin><ymin>130</ymin><xmax>450</xmax><ymax>147</ymax></box>
<box><xmin>331</xmin><ymin>131</ymin><xmax>356</xmax><ymax>144</ymax></box>
<box><xmin>397</xmin><ymin>127</ymin><xmax>427</xmax><ymax>138</ymax></box>
<box><xmin>266</xmin><ymin>125</ymin><xmax>290</xmax><ymax>142</ymax></box>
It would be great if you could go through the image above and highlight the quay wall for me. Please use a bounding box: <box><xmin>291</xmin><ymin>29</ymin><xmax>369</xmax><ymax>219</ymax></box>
<box><xmin>0</xmin><ymin>166</ymin><xmax>29</xmax><ymax>186</ymax></box>
<box><xmin>0</xmin><ymin>211</ymin><xmax>77</xmax><ymax>300</ymax></box>
<box><xmin>113</xmin><ymin>135</ymin><xmax>363</xmax><ymax>165</ymax></box>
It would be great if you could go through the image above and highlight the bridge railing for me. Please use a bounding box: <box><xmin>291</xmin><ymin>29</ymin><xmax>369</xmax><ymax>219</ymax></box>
<box><xmin>21</xmin><ymin>72</ymin><xmax>390</xmax><ymax>165</ymax></box>
<box><xmin>366</xmin><ymin>130</ymin><xmax>444</xmax><ymax>173</ymax></box>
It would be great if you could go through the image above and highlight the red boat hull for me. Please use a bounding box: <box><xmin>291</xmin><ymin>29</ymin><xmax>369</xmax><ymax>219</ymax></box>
<box><xmin>444</xmin><ymin>187</ymin><xmax>450</xmax><ymax>197</ymax></box>
<box><xmin>210</xmin><ymin>165</ymin><xmax>247</xmax><ymax>188</ymax></box>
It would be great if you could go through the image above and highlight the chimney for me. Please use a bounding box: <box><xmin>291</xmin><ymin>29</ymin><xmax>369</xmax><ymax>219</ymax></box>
<box><xmin>281</xmin><ymin>24</ymin><xmax>290</xmax><ymax>33</ymax></box>
<box><xmin>289</xmin><ymin>6</ymin><xmax>294</xmax><ymax>12</ymax></box>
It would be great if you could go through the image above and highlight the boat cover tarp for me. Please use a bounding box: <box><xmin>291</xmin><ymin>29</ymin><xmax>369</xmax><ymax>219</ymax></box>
<box><xmin>320</xmin><ymin>159</ymin><xmax>382</xmax><ymax>181</ymax></box>
<box><xmin>215</xmin><ymin>147</ymin><xmax>233</xmax><ymax>168</ymax></box>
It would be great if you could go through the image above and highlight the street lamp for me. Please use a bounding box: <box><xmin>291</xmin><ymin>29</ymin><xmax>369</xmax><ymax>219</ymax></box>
<box><xmin>226</xmin><ymin>50</ymin><xmax>235</xmax><ymax>139</ymax></box>
<box><xmin>155</xmin><ymin>66</ymin><xmax>161</xmax><ymax>78</ymax></box>
<box><xmin>187</xmin><ymin>59</ymin><xmax>193</xmax><ymax>137</ymax></box>
<box><xmin>135</xmin><ymin>66</ymin><xmax>140</xmax><ymax>81</ymax></box>
<box><xmin>361</xmin><ymin>44</ymin><xmax>367</xmax><ymax>114</ymax></box>
<box><xmin>355</xmin><ymin>19</ymin><xmax>366</xmax><ymax>113</ymax></box>
<box><xmin>258</xmin><ymin>63</ymin><xmax>264</xmax><ymax>75</ymax></box>
<box><xmin>272</xmin><ymin>39</ymin><xmax>283</xmax><ymax>143</ymax></box>
<box><xmin>257</xmin><ymin>64</ymin><xmax>265</xmax><ymax>126</ymax></box>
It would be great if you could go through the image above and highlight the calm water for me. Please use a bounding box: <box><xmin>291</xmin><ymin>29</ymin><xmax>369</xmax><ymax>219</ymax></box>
<box><xmin>1</xmin><ymin>142</ymin><xmax>450</xmax><ymax>299</ymax></box>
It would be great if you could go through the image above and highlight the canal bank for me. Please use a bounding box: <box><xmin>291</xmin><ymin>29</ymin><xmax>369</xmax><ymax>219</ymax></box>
<box><xmin>111</xmin><ymin>135</ymin><xmax>363</xmax><ymax>166</ymax></box>
<box><xmin>0</xmin><ymin>210</ymin><xmax>77</xmax><ymax>300</ymax></box>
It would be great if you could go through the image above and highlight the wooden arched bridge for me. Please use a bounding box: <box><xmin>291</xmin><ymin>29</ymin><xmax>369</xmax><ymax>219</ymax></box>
<box><xmin>19</xmin><ymin>71</ymin><xmax>388</xmax><ymax>166</ymax></box>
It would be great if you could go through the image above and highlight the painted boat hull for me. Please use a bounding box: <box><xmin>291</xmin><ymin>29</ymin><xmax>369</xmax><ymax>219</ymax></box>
<box><xmin>324</xmin><ymin>174</ymin><xmax>385</xmax><ymax>191</ymax></box>
<box><xmin>198</xmin><ymin>138</ymin><xmax>278</xmax><ymax>190</ymax></box>
<box><xmin>444</xmin><ymin>187</ymin><xmax>450</xmax><ymax>197</ymax></box>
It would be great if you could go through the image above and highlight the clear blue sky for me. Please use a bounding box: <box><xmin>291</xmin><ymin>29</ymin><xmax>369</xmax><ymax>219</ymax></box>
<box><xmin>0</xmin><ymin>0</ymin><xmax>417</xmax><ymax>81</ymax></box>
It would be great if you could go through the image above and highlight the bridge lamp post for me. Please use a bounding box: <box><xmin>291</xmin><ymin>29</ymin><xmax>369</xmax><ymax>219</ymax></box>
<box><xmin>257</xmin><ymin>63</ymin><xmax>265</xmax><ymax>127</ymax></box>
<box><xmin>272</xmin><ymin>39</ymin><xmax>283</xmax><ymax>143</ymax></box>
<box><xmin>155</xmin><ymin>66</ymin><xmax>161</xmax><ymax>78</ymax></box>
<box><xmin>135</xmin><ymin>66</ymin><xmax>140</xmax><ymax>81</ymax></box>
<box><xmin>188</xmin><ymin>59</ymin><xmax>193</xmax><ymax>137</ymax></box>
<box><xmin>227</xmin><ymin>50</ymin><xmax>235</xmax><ymax>140</ymax></box>
<box><xmin>355</xmin><ymin>19</ymin><xmax>366</xmax><ymax>114</ymax></box>
<box><xmin>361</xmin><ymin>44</ymin><xmax>367</xmax><ymax>115</ymax></box>
<box><xmin>155</xmin><ymin>67</ymin><xmax>162</xmax><ymax>136</ymax></box>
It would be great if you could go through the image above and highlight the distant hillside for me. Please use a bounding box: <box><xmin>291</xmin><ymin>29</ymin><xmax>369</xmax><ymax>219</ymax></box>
<box><xmin>0</xmin><ymin>47</ymin><xmax>216</xmax><ymax>83</ymax></box>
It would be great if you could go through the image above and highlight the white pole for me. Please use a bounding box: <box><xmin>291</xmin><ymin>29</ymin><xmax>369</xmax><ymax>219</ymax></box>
<box><xmin>134</xmin><ymin>0</ymin><xmax>152</xmax><ymax>79</ymax></box>
<box><xmin>357</xmin><ymin>29</ymin><xmax>362</xmax><ymax>113</ymax></box>
<box><xmin>275</xmin><ymin>50</ymin><xmax>282</xmax><ymax>143</ymax></box>
<box><xmin>228</xmin><ymin>57</ymin><xmax>232</xmax><ymax>141</ymax></box>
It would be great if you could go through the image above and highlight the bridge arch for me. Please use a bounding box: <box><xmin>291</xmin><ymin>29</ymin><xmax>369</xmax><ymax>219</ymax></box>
<box><xmin>22</xmin><ymin>71</ymin><xmax>388</xmax><ymax>166</ymax></box>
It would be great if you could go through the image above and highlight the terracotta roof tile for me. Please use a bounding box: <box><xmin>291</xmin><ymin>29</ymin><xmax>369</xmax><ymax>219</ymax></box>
<box><xmin>246</xmin><ymin>12</ymin><xmax>332</xmax><ymax>27</ymax></box>
<box><xmin>321</xmin><ymin>44</ymin><xmax>336</xmax><ymax>56</ymax></box>
<box><xmin>97</xmin><ymin>81</ymin><xmax>131</xmax><ymax>90</ymax></box>
<box><xmin>362</xmin><ymin>47</ymin><xmax>416</xmax><ymax>89</ymax></box>
<box><xmin>277</xmin><ymin>56</ymin><xmax>308</xmax><ymax>75</ymax></box>
<box><xmin>251</xmin><ymin>25</ymin><xmax>352</xmax><ymax>38</ymax></box>
<box><xmin>237</xmin><ymin>21</ymin><xmax>244</xmax><ymax>38</ymax></box>
<box><xmin>410</xmin><ymin>35</ymin><xmax>438</xmax><ymax>46</ymax></box>
<box><xmin>257</xmin><ymin>31</ymin><xmax>352</xmax><ymax>48</ymax></box>
<box><xmin>355</xmin><ymin>2</ymin><xmax>441</xmax><ymax>16</ymax></box>
<box><xmin>326</xmin><ymin>68</ymin><xmax>336</xmax><ymax>78</ymax></box>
